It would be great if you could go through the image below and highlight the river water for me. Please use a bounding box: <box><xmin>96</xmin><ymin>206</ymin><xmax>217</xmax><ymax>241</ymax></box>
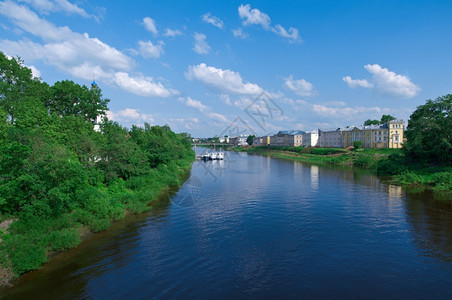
<box><xmin>2</xmin><ymin>150</ymin><xmax>452</xmax><ymax>299</ymax></box>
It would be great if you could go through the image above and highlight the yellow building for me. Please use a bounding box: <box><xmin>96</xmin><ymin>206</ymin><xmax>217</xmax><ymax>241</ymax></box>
<box><xmin>319</xmin><ymin>120</ymin><xmax>404</xmax><ymax>149</ymax></box>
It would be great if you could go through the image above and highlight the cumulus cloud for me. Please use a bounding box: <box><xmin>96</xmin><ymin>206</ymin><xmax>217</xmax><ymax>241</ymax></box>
<box><xmin>178</xmin><ymin>96</ymin><xmax>228</xmax><ymax>123</ymax></box>
<box><xmin>142</xmin><ymin>17</ymin><xmax>157</xmax><ymax>35</ymax></box>
<box><xmin>0</xmin><ymin>1</ymin><xmax>175</xmax><ymax>98</ymax></box>
<box><xmin>185</xmin><ymin>97</ymin><xmax>208</xmax><ymax>112</ymax></box>
<box><xmin>238</xmin><ymin>4</ymin><xmax>301</xmax><ymax>43</ymax></box>
<box><xmin>202</xmin><ymin>12</ymin><xmax>224</xmax><ymax>29</ymax></box>
<box><xmin>343</xmin><ymin>64</ymin><xmax>420</xmax><ymax>98</ymax></box>
<box><xmin>29</xmin><ymin>65</ymin><xmax>41</xmax><ymax>78</ymax></box>
<box><xmin>272</xmin><ymin>24</ymin><xmax>300</xmax><ymax>43</ymax></box>
<box><xmin>18</xmin><ymin>0</ymin><xmax>97</xmax><ymax>20</ymax></box>
<box><xmin>312</xmin><ymin>104</ymin><xmax>390</xmax><ymax>118</ymax></box>
<box><xmin>342</xmin><ymin>76</ymin><xmax>374</xmax><ymax>88</ymax></box>
<box><xmin>138</xmin><ymin>40</ymin><xmax>164</xmax><ymax>58</ymax></box>
<box><xmin>112</xmin><ymin>72</ymin><xmax>176</xmax><ymax>97</ymax></box>
<box><xmin>163</xmin><ymin>28</ymin><xmax>182</xmax><ymax>37</ymax></box>
<box><xmin>238</xmin><ymin>4</ymin><xmax>271</xmax><ymax>29</ymax></box>
<box><xmin>106</xmin><ymin>108</ymin><xmax>154</xmax><ymax>125</ymax></box>
<box><xmin>232</xmin><ymin>27</ymin><xmax>248</xmax><ymax>39</ymax></box>
<box><xmin>185</xmin><ymin>63</ymin><xmax>263</xmax><ymax>95</ymax></box>
<box><xmin>193</xmin><ymin>32</ymin><xmax>211</xmax><ymax>55</ymax></box>
<box><xmin>284</xmin><ymin>75</ymin><xmax>316</xmax><ymax>96</ymax></box>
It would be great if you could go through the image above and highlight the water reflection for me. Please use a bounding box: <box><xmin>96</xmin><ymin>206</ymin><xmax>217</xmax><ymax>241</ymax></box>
<box><xmin>2</xmin><ymin>151</ymin><xmax>452</xmax><ymax>299</ymax></box>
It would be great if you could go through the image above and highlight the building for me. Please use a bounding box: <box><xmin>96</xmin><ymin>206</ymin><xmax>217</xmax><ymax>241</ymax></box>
<box><xmin>229</xmin><ymin>135</ymin><xmax>248</xmax><ymax>145</ymax></box>
<box><xmin>319</xmin><ymin>120</ymin><xmax>404</xmax><ymax>149</ymax></box>
<box><xmin>318</xmin><ymin>128</ymin><xmax>343</xmax><ymax>148</ymax></box>
<box><xmin>270</xmin><ymin>130</ymin><xmax>305</xmax><ymax>147</ymax></box>
<box><xmin>302</xmin><ymin>131</ymin><xmax>319</xmax><ymax>147</ymax></box>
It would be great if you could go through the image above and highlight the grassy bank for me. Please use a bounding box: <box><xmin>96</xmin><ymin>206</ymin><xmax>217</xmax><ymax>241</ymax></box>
<box><xmin>232</xmin><ymin>146</ymin><xmax>452</xmax><ymax>191</ymax></box>
<box><xmin>0</xmin><ymin>158</ymin><xmax>193</xmax><ymax>288</ymax></box>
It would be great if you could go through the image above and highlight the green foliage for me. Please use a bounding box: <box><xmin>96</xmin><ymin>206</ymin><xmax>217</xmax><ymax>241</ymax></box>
<box><xmin>403</xmin><ymin>94</ymin><xmax>452</xmax><ymax>164</ymax></box>
<box><xmin>0</xmin><ymin>52</ymin><xmax>195</xmax><ymax>280</ymax></box>
<box><xmin>46</xmin><ymin>80</ymin><xmax>109</xmax><ymax>123</ymax></box>
<box><xmin>247</xmin><ymin>135</ymin><xmax>255</xmax><ymax>145</ymax></box>
<box><xmin>364</xmin><ymin>119</ymin><xmax>379</xmax><ymax>126</ymax></box>
<box><xmin>380</xmin><ymin>114</ymin><xmax>396</xmax><ymax>124</ymax></box>
<box><xmin>311</xmin><ymin>148</ymin><xmax>347</xmax><ymax>155</ymax></box>
<box><xmin>353</xmin><ymin>141</ymin><xmax>362</xmax><ymax>149</ymax></box>
<box><xmin>431</xmin><ymin>172</ymin><xmax>452</xmax><ymax>190</ymax></box>
<box><xmin>353</xmin><ymin>154</ymin><xmax>373</xmax><ymax>167</ymax></box>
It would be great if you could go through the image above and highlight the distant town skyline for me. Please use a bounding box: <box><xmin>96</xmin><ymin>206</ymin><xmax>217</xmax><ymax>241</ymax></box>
<box><xmin>1</xmin><ymin>0</ymin><xmax>451</xmax><ymax>137</ymax></box>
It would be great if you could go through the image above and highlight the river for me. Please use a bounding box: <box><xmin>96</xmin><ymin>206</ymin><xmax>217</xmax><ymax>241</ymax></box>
<box><xmin>2</xmin><ymin>150</ymin><xmax>452</xmax><ymax>299</ymax></box>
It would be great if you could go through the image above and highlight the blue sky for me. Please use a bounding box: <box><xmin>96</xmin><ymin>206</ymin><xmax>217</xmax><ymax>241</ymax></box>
<box><xmin>1</xmin><ymin>0</ymin><xmax>451</xmax><ymax>137</ymax></box>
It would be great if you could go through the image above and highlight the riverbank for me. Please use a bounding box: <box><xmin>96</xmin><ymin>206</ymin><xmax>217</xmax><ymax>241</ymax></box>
<box><xmin>0</xmin><ymin>158</ymin><xmax>194</xmax><ymax>288</ymax></box>
<box><xmin>231</xmin><ymin>146</ymin><xmax>452</xmax><ymax>191</ymax></box>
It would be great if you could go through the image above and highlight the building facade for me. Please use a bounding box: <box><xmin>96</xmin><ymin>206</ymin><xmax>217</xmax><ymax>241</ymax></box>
<box><xmin>302</xmin><ymin>131</ymin><xmax>319</xmax><ymax>147</ymax></box>
<box><xmin>270</xmin><ymin>130</ymin><xmax>305</xmax><ymax>147</ymax></box>
<box><xmin>319</xmin><ymin>120</ymin><xmax>404</xmax><ymax>149</ymax></box>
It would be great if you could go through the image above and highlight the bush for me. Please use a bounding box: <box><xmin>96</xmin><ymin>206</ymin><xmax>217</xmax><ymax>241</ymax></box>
<box><xmin>431</xmin><ymin>172</ymin><xmax>452</xmax><ymax>190</ymax></box>
<box><xmin>46</xmin><ymin>228</ymin><xmax>80</xmax><ymax>251</ymax></box>
<box><xmin>353</xmin><ymin>155</ymin><xmax>373</xmax><ymax>167</ymax></box>
<box><xmin>353</xmin><ymin>141</ymin><xmax>362</xmax><ymax>150</ymax></box>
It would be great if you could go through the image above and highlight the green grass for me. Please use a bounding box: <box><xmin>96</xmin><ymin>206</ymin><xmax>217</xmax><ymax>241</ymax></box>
<box><xmin>233</xmin><ymin>146</ymin><xmax>452</xmax><ymax>191</ymax></box>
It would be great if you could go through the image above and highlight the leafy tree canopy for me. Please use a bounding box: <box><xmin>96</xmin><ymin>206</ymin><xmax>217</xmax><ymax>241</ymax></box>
<box><xmin>380</xmin><ymin>114</ymin><xmax>396</xmax><ymax>124</ymax></box>
<box><xmin>364</xmin><ymin>119</ymin><xmax>379</xmax><ymax>126</ymax></box>
<box><xmin>403</xmin><ymin>94</ymin><xmax>452</xmax><ymax>164</ymax></box>
<box><xmin>247</xmin><ymin>135</ymin><xmax>256</xmax><ymax>145</ymax></box>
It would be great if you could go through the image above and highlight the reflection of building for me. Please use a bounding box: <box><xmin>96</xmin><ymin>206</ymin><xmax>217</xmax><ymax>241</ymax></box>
<box><xmin>319</xmin><ymin>120</ymin><xmax>404</xmax><ymax>148</ymax></box>
<box><xmin>310</xmin><ymin>165</ymin><xmax>319</xmax><ymax>190</ymax></box>
<box><xmin>270</xmin><ymin>130</ymin><xmax>305</xmax><ymax>147</ymax></box>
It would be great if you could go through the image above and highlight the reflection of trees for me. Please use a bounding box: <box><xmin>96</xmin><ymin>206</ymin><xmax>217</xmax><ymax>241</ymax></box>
<box><xmin>404</xmin><ymin>189</ymin><xmax>452</xmax><ymax>262</ymax></box>
<box><xmin>1</xmin><ymin>194</ymin><xmax>174</xmax><ymax>299</ymax></box>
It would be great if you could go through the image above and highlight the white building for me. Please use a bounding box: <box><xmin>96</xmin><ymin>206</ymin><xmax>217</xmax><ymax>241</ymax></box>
<box><xmin>302</xmin><ymin>131</ymin><xmax>319</xmax><ymax>147</ymax></box>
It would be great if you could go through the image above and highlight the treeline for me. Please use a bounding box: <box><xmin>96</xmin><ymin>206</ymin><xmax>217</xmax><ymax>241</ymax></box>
<box><xmin>0</xmin><ymin>53</ymin><xmax>194</xmax><ymax>283</ymax></box>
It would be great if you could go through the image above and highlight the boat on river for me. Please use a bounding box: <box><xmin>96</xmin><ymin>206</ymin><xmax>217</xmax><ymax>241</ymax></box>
<box><xmin>199</xmin><ymin>151</ymin><xmax>224</xmax><ymax>160</ymax></box>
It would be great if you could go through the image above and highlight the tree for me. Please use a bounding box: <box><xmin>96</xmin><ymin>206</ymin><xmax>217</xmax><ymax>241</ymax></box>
<box><xmin>364</xmin><ymin>119</ymin><xmax>379</xmax><ymax>126</ymax></box>
<box><xmin>247</xmin><ymin>135</ymin><xmax>255</xmax><ymax>145</ymax></box>
<box><xmin>0</xmin><ymin>52</ymin><xmax>47</xmax><ymax>124</ymax></box>
<box><xmin>380</xmin><ymin>114</ymin><xmax>396</xmax><ymax>124</ymax></box>
<box><xmin>46</xmin><ymin>80</ymin><xmax>109</xmax><ymax>123</ymax></box>
<box><xmin>403</xmin><ymin>94</ymin><xmax>452</xmax><ymax>164</ymax></box>
<box><xmin>353</xmin><ymin>140</ymin><xmax>362</xmax><ymax>149</ymax></box>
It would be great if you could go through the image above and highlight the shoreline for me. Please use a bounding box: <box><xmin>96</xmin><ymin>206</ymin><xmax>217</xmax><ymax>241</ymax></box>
<box><xmin>230</xmin><ymin>146</ymin><xmax>452</xmax><ymax>192</ymax></box>
<box><xmin>0</xmin><ymin>162</ymin><xmax>194</xmax><ymax>289</ymax></box>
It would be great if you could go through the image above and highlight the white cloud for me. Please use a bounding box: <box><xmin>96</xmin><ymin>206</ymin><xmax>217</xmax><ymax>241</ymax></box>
<box><xmin>186</xmin><ymin>63</ymin><xmax>263</xmax><ymax>95</ymax></box>
<box><xmin>0</xmin><ymin>1</ymin><xmax>176</xmax><ymax>98</ymax></box>
<box><xmin>29</xmin><ymin>65</ymin><xmax>41</xmax><ymax>78</ymax></box>
<box><xmin>342</xmin><ymin>76</ymin><xmax>374</xmax><ymax>88</ymax></box>
<box><xmin>238</xmin><ymin>4</ymin><xmax>301</xmax><ymax>43</ymax></box>
<box><xmin>138</xmin><ymin>40</ymin><xmax>164</xmax><ymax>58</ymax></box>
<box><xmin>193</xmin><ymin>32</ymin><xmax>211</xmax><ymax>55</ymax></box>
<box><xmin>208</xmin><ymin>112</ymin><xmax>227</xmax><ymax>122</ymax></box>
<box><xmin>18</xmin><ymin>0</ymin><xmax>97</xmax><ymax>20</ymax></box>
<box><xmin>142</xmin><ymin>17</ymin><xmax>157</xmax><ymax>35</ymax></box>
<box><xmin>272</xmin><ymin>24</ymin><xmax>300</xmax><ymax>43</ymax></box>
<box><xmin>202</xmin><ymin>12</ymin><xmax>224</xmax><ymax>29</ymax></box>
<box><xmin>284</xmin><ymin>75</ymin><xmax>316</xmax><ymax>96</ymax></box>
<box><xmin>232</xmin><ymin>27</ymin><xmax>248</xmax><ymax>39</ymax></box>
<box><xmin>178</xmin><ymin>96</ymin><xmax>228</xmax><ymax>124</ymax></box>
<box><xmin>343</xmin><ymin>64</ymin><xmax>420</xmax><ymax>99</ymax></box>
<box><xmin>365</xmin><ymin>64</ymin><xmax>420</xmax><ymax>98</ymax></box>
<box><xmin>112</xmin><ymin>72</ymin><xmax>176</xmax><ymax>97</ymax></box>
<box><xmin>312</xmin><ymin>104</ymin><xmax>389</xmax><ymax>118</ymax></box>
<box><xmin>163</xmin><ymin>28</ymin><xmax>182</xmax><ymax>37</ymax></box>
<box><xmin>238</xmin><ymin>4</ymin><xmax>271</xmax><ymax>29</ymax></box>
<box><xmin>107</xmin><ymin>108</ymin><xmax>155</xmax><ymax>125</ymax></box>
<box><xmin>185</xmin><ymin>97</ymin><xmax>208</xmax><ymax>112</ymax></box>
